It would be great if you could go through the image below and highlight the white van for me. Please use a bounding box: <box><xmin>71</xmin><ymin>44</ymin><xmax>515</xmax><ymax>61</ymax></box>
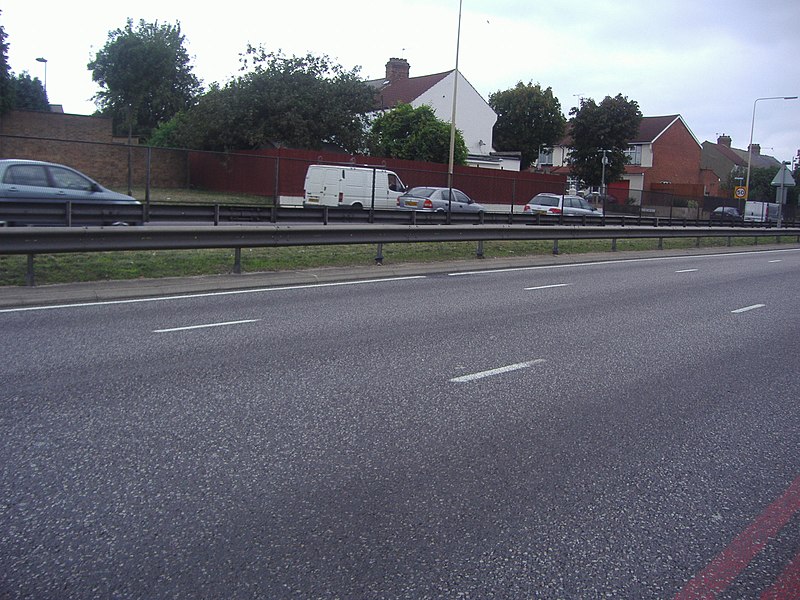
<box><xmin>303</xmin><ymin>165</ymin><xmax>406</xmax><ymax>209</ymax></box>
<box><xmin>744</xmin><ymin>201</ymin><xmax>780</xmax><ymax>223</ymax></box>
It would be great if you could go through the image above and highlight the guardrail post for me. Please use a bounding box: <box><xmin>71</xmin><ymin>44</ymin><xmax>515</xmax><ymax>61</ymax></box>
<box><xmin>658</xmin><ymin>238</ymin><xmax>663</xmax><ymax>250</ymax></box>
<box><xmin>552</xmin><ymin>240</ymin><xmax>559</xmax><ymax>255</ymax></box>
<box><xmin>411</xmin><ymin>210</ymin><xmax>417</xmax><ymax>225</ymax></box>
<box><xmin>26</xmin><ymin>254</ymin><xmax>35</xmax><ymax>286</ymax></box>
<box><xmin>727</xmin><ymin>236</ymin><xmax>732</xmax><ymax>247</ymax></box>
<box><xmin>234</xmin><ymin>248</ymin><xmax>242</xmax><ymax>274</ymax></box>
<box><xmin>476</xmin><ymin>240</ymin><xmax>484</xmax><ymax>258</ymax></box>
<box><xmin>611</xmin><ymin>239</ymin><xmax>617</xmax><ymax>252</ymax></box>
<box><xmin>66</xmin><ymin>201</ymin><xmax>72</xmax><ymax>227</ymax></box>
<box><xmin>375</xmin><ymin>243</ymin><xmax>384</xmax><ymax>265</ymax></box>
<box><xmin>214</xmin><ymin>204</ymin><xmax>220</xmax><ymax>226</ymax></box>
<box><xmin>323</xmin><ymin>206</ymin><xmax>329</xmax><ymax>225</ymax></box>
<box><xmin>696</xmin><ymin>237</ymin><xmax>701</xmax><ymax>248</ymax></box>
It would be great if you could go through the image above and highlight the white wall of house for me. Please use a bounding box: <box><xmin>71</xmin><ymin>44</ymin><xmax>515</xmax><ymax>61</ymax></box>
<box><xmin>413</xmin><ymin>71</ymin><xmax>497</xmax><ymax>157</ymax></box>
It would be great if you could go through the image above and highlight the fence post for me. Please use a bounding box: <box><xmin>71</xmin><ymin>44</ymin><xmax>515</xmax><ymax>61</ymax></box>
<box><xmin>233</xmin><ymin>248</ymin><xmax>242</xmax><ymax>274</ymax></box>
<box><xmin>26</xmin><ymin>254</ymin><xmax>35</xmax><ymax>286</ymax></box>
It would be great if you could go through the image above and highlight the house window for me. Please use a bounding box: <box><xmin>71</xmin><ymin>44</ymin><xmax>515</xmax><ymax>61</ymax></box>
<box><xmin>625</xmin><ymin>145</ymin><xmax>642</xmax><ymax>165</ymax></box>
<box><xmin>538</xmin><ymin>148</ymin><xmax>554</xmax><ymax>166</ymax></box>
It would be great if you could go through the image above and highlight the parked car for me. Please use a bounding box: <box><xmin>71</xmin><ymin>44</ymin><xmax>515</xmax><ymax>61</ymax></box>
<box><xmin>0</xmin><ymin>159</ymin><xmax>140</xmax><ymax>225</ymax></box>
<box><xmin>523</xmin><ymin>193</ymin><xmax>603</xmax><ymax>217</ymax></box>
<box><xmin>710</xmin><ymin>206</ymin><xmax>743</xmax><ymax>222</ymax></box>
<box><xmin>583</xmin><ymin>191</ymin><xmax>618</xmax><ymax>205</ymax></box>
<box><xmin>396</xmin><ymin>187</ymin><xmax>486</xmax><ymax>213</ymax></box>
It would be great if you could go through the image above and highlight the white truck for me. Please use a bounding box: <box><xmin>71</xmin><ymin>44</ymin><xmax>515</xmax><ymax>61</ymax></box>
<box><xmin>303</xmin><ymin>165</ymin><xmax>407</xmax><ymax>209</ymax></box>
<box><xmin>744</xmin><ymin>201</ymin><xmax>780</xmax><ymax>223</ymax></box>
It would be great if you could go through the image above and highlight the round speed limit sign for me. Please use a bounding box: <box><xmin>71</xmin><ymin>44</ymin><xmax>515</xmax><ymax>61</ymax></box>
<box><xmin>735</xmin><ymin>186</ymin><xmax>746</xmax><ymax>199</ymax></box>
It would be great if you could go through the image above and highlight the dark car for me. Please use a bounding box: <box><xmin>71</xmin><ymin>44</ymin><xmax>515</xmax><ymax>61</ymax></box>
<box><xmin>396</xmin><ymin>187</ymin><xmax>486</xmax><ymax>213</ymax></box>
<box><xmin>583</xmin><ymin>191</ymin><xmax>618</xmax><ymax>205</ymax></box>
<box><xmin>710</xmin><ymin>206</ymin><xmax>743</xmax><ymax>222</ymax></box>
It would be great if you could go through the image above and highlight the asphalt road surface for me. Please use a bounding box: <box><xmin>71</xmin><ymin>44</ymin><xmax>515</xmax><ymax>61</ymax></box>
<box><xmin>2</xmin><ymin>248</ymin><xmax>799</xmax><ymax>599</ymax></box>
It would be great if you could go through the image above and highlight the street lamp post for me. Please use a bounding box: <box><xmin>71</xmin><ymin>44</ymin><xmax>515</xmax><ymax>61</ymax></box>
<box><xmin>446</xmin><ymin>0</ymin><xmax>463</xmax><ymax>219</ymax></box>
<box><xmin>35</xmin><ymin>57</ymin><xmax>48</xmax><ymax>96</ymax></box>
<box><xmin>745</xmin><ymin>95</ymin><xmax>798</xmax><ymax>200</ymax></box>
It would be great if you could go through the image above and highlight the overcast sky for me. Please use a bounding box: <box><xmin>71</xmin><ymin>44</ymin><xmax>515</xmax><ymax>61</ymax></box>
<box><xmin>4</xmin><ymin>0</ymin><xmax>799</xmax><ymax>163</ymax></box>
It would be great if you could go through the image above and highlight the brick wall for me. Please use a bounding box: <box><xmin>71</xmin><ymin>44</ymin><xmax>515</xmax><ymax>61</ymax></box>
<box><xmin>0</xmin><ymin>110</ymin><xmax>187</xmax><ymax>189</ymax></box>
<box><xmin>645</xmin><ymin>120</ymin><xmax>703</xmax><ymax>190</ymax></box>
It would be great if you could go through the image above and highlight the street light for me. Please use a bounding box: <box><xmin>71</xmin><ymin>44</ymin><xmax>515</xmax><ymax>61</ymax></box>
<box><xmin>745</xmin><ymin>95</ymin><xmax>797</xmax><ymax>200</ymax></box>
<box><xmin>446</xmin><ymin>0</ymin><xmax>463</xmax><ymax>218</ymax></box>
<box><xmin>35</xmin><ymin>57</ymin><xmax>48</xmax><ymax>95</ymax></box>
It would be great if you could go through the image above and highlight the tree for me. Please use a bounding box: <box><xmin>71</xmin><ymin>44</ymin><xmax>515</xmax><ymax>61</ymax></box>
<box><xmin>12</xmin><ymin>72</ymin><xmax>48</xmax><ymax>110</ymax></box>
<box><xmin>151</xmin><ymin>49</ymin><xmax>376</xmax><ymax>152</ymax></box>
<box><xmin>748</xmin><ymin>166</ymin><xmax>798</xmax><ymax>204</ymax></box>
<box><xmin>0</xmin><ymin>12</ymin><xmax>14</xmax><ymax>116</ymax></box>
<box><xmin>368</xmin><ymin>103</ymin><xmax>467</xmax><ymax>165</ymax></box>
<box><xmin>88</xmin><ymin>18</ymin><xmax>201</xmax><ymax>139</ymax></box>
<box><xmin>568</xmin><ymin>94</ymin><xmax>642</xmax><ymax>187</ymax></box>
<box><xmin>489</xmin><ymin>82</ymin><xmax>566</xmax><ymax>170</ymax></box>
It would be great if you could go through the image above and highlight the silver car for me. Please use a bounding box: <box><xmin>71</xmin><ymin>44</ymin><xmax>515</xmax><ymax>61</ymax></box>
<box><xmin>523</xmin><ymin>193</ymin><xmax>603</xmax><ymax>217</ymax></box>
<box><xmin>0</xmin><ymin>159</ymin><xmax>139</xmax><ymax>205</ymax></box>
<box><xmin>397</xmin><ymin>187</ymin><xmax>486</xmax><ymax>213</ymax></box>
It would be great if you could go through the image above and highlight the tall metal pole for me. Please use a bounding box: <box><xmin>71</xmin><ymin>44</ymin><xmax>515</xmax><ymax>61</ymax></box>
<box><xmin>745</xmin><ymin>96</ymin><xmax>797</xmax><ymax>200</ymax></box>
<box><xmin>35</xmin><ymin>57</ymin><xmax>47</xmax><ymax>96</ymax></box>
<box><xmin>447</xmin><ymin>0</ymin><xmax>463</xmax><ymax>195</ymax></box>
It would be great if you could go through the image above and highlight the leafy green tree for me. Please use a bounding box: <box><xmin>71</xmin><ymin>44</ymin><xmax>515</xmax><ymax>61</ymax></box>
<box><xmin>0</xmin><ymin>13</ymin><xmax>14</xmax><ymax>115</ymax></box>
<box><xmin>368</xmin><ymin>103</ymin><xmax>467</xmax><ymax>164</ymax></box>
<box><xmin>489</xmin><ymin>82</ymin><xmax>566</xmax><ymax>170</ymax></box>
<box><xmin>152</xmin><ymin>49</ymin><xmax>375</xmax><ymax>152</ymax></box>
<box><xmin>88</xmin><ymin>18</ymin><xmax>201</xmax><ymax>139</ymax></box>
<box><xmin>568</xmin><ymin>94</ymin><xmax>642</xmax><ymax>187</ymax></box>
<box><xmin>12</xmin><ymin>72</ymin><xmax>48</xmax><ymax>110</ymax></box>
<box><xmin>748</xmin><ymin>166</ymin><xmax>798</xmax><ymax>204</ymax></box>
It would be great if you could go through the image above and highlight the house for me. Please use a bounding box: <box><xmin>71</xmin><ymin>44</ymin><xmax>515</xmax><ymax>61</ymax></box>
<box><xmin>367</xmin><ymin>58</ymin><xmax>519</xmax><ymax>170</ymax></box>
<box><xmin>546</xmin><ymin>114</ymin><xmax>718</xmax><ymax>200</ymax></box>
<box><xmin>701</xmin><ymin>134</ymin><xmax>782</xmax><ymax>189</ymax></box>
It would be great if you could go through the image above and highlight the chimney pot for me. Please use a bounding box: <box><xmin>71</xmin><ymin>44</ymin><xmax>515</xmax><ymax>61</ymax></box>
<box><xmin>385</xmin><ymin>58</ymin><xmax>410</xmax><ymax>83</ymax></box>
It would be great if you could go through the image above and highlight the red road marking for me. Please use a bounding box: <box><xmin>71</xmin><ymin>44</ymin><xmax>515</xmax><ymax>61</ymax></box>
<box><xmin>674</xmin><ymin>475</ymin><xmax>800</xmax><ymax>599</ymax></box>
<box><xmin>760</xmin><ymin>550</ymin><xmax>800</xmax><ymax>600</ymax></box>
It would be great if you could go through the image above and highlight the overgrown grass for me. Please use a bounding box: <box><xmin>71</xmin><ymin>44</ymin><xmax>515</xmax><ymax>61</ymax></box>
<box><xmin>0</xmin><ymin>235</ymin><xmax>789</xmax><ymax>287</ymax></box>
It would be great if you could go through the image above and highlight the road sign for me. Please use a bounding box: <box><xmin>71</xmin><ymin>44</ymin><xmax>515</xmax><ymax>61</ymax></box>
<box><xmin>771</xmin><ymin>165</ymin><xmax>796</xmax><ymax>187</ymax></box>
<box><xmin>734</xmin><ymin>186</ymin><xmax>747</xmax><ymax>199</ymax></box>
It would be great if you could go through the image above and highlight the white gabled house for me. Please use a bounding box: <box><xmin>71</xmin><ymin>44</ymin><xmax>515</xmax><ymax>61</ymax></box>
<box><xmin>367</xmin><ymin>58</ymin><xmax>518</xmax><ymax>170</ymax></box>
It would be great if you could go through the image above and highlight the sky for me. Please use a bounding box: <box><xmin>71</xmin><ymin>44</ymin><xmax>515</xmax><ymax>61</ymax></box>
<box><xmin>3</xmin><ymin>0</ymin><xmax>799</xmax><ymax>164</ymax></box>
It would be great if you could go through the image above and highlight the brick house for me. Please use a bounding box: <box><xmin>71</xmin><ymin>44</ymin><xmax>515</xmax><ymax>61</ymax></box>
<box><xmin>701</xmin><ymin>134</ymin><xmax>782</xmax><ymax>189</ymax></box>
<box><xmin>547</xmin><ymin>114</ymin><xmax>718</xmax><ymax>200</ymax></box>
<box><xmin>367</xmin><ymin>58</ymin><xmax>519</xmax><ymax>170</ymax></box>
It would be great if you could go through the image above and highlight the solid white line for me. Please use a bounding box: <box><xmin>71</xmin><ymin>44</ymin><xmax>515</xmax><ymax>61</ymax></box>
<box><xmin>154</xmin><ymin>319</ymin><xmax>261</xmax><ymax>333</ymax></box>
<box><xmin>768</xmin><ymin>260</ymin><xmax>782</xmax><ymax>263</ymax></box>
<box><xmin>675</xmin><ymin>268</ymin><xmax>699</xmax><ymax>273</ymax></box>
<box><xmin>0</xmin><ymin>276</ymin><xmax>427</xmax><ymax>314</ymax></box>
<box><xmin>731</xmin><ymin>304</ymin><xmax>766</xmax><ymax>314</ymax></box>
<box><xmin>447</xmin><ymin>247</ymin><xmax>800</xmax><ymax>277</ymax></box>
<box><xmin>450</xmin><ymin>359</ymin><xmax>545</xmax><ymax>383</ymax></box>
<box><xmin>525</xmin><ymin>283</ymin><xmax>571</xmax><ymax>291</ymax></box>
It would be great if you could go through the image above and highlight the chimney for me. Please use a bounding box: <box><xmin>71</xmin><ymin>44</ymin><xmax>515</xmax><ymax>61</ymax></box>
<box><xmin>717</xmin><ymin>134</ymin><xmax>732</xmax><ymax>147</ymax></box>
<box><xmin>748</xmin><ymin>143</ymin><xmax>761</xmax><ymax>155</ymax></box>
<box><xmin>385</xmin><ymin>58</ymin><xmax>410</xmax><ymax>83</ymax></box>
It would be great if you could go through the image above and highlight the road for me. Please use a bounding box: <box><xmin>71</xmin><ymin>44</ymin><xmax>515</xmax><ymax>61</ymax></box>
<box><xmin>1</xmin><ymin>249</ymin><xmax>799</xmax><ymax>599</ymax></box>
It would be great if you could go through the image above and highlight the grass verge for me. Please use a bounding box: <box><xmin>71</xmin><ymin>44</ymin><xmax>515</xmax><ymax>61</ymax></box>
<box><xmin>0</xmin><ymin>235</ymin><xmax>788</xmax><ymax>287</ymax></box>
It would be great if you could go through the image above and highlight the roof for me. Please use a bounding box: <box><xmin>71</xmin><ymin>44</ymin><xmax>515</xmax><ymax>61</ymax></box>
<box><xmin>367</xmin><ymin>70</ymin><xmax>452</xmax><ymax>109</ymax></box>
<box><xmin>557</xmin><ymin>114</ymin><xmax>700</xmax><ymax>147</ymax></box>
<box><xmin>702</xmin><ymin>140</ymin><xmax>782</xmax><ymax>170</ymax></box>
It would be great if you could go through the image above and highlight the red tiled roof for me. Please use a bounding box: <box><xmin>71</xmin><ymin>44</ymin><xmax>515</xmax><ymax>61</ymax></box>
<box><xmin>557</xmin><ymin>115</ymin><xmax>689</xmax><ymax>146</ymax></box>
<box><xmin>368</xmin><ymin>71</ymin><xmax>452</xmax><ymax>109</ymax></box>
